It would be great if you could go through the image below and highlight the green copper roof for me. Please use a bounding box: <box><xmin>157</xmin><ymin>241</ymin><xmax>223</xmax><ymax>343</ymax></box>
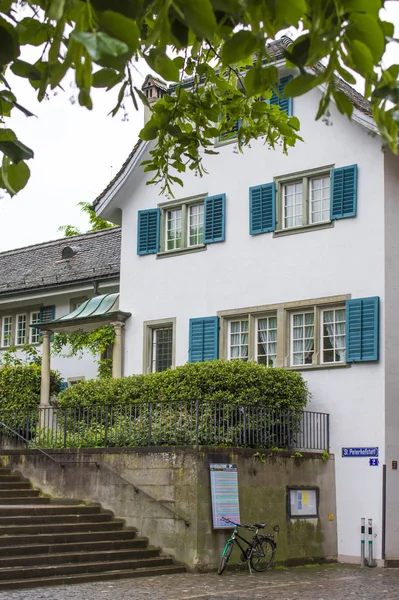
<box><xmin>58</xmin><ymin>293</ymin><xmax>119</xmax><ymax>322</ymax></box>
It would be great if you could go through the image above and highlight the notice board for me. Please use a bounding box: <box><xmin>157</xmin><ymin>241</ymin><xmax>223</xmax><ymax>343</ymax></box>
<box><xmin>210</xmin><ymin>463</ymin><xmax>240</xmax><ymax>529</ymax></box>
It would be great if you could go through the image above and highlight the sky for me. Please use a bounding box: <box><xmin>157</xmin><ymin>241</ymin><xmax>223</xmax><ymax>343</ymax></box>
<box><xmin>0</xmin><ymin>4</ymin><xmax>399</xmax><ymax>253</ymax></box>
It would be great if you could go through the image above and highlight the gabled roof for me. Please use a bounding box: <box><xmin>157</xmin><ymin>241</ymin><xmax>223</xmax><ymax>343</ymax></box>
<box><xmin>0</xmin><ymin>227</ymin><xmax>121</xmax><ymax>297</ymax></box>
<box><xmin>92</xmin><ymin>35</ymin><xmax>373</xmax><ymax>210</ymax></box>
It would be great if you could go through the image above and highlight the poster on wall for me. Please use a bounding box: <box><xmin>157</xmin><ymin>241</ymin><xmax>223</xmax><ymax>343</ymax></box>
<box><xmin>289</xmin><ymin>488</ymin><xmax>318</xmax><ymax>518</ymax></box>
<box><xmin>210</xmin><ymin>463</ymin><xmax>240</xmax><ymax>529</ymax></box>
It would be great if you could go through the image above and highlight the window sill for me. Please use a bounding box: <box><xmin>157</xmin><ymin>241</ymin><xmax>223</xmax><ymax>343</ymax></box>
<box><xmin>214</xmin><ymin>138</ymin><xmax>238</xmax><ymax>148</ymax></box>
<box><xmin>157</xmin><ymin>245</ymin><xmax>207</xmax><ymax>259</ymax></box>
<box><xmin>273</xmin><ymin>221</ymin><xmax>334</xmax><ymax>238</ymax></box>
<box><xmin>286</xmin><ymin>362</ymin><xmax>350</xmax><ymax>372</ymax></box>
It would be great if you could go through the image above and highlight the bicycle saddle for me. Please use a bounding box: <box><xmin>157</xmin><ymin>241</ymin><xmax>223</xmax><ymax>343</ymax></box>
<box><xmin>254</xmin><ymin>523</ymin><xmax>266</xmax><ymax>529</ymax></box>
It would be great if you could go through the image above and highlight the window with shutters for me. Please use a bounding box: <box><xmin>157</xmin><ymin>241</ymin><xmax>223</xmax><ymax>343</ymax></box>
<box><xmin>30</xmin><ymin>311</ymin><xmax>41</xmax><ymax>344</ymax></box>
<box><xmin>16</xmin><ymin>314</ymin><xmax>27</xmax><ymax>346</ymax></box>
<box><xmin>156</xmin><ymin>193</ymin><xmax>225</xmax><ymax>257</ymax></box>
<box><xmin>276</xmin><ymin>167</ymin><xmax>333</xmax><ymax>232</ymax></box>
<box><xmin>218</xmin><ymin>295</ymin><xmax>357</xmax><ymax>369</ymax></box>
<box><xmin>143</xmin><ymin>318</ymin><xmax>176</xmax><ymax>373</ymax></box>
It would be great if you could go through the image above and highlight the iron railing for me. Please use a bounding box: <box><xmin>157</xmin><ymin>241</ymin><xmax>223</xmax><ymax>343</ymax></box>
<box><xmin>0</xmin><ymin>403</ymin><xmax>329</xmax><ymax>451</ymax></box>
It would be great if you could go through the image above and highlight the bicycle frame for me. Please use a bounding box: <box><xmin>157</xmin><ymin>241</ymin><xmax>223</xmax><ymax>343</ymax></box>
<box><xmin>222</xmin><ymin>524</ymin><xmax>258</xmax><ymax>574</ymax></box>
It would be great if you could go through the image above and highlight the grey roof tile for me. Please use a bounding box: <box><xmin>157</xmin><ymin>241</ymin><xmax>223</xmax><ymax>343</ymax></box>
<box><xmin>0</xmin><ymin>227</ymin><xmax>121</xmax><ymax>296</ymax></box>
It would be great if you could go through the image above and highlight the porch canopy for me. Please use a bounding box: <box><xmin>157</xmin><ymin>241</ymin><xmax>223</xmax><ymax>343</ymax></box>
<box><xmin>32</xmin><ymin>293</ymin><xmax>131</xmax><ymax>407</ymax></box>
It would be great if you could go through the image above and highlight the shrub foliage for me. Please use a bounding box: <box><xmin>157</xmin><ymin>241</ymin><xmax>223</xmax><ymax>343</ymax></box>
<box><xmin>0</xmin><ymin>365</ymin><xmax>62</xmax><ymax>414</ymax></box>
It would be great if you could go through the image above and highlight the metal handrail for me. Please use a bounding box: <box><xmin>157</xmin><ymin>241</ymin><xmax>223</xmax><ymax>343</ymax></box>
<box><xmin>0</xmin><ymin>421</ymin><xmax>61</xmax><ymax>466</ymax></box>
<box><xmin>0</xmin><ymin>422</ymin><xmax>190</xmax><ymax>527</ymax></box>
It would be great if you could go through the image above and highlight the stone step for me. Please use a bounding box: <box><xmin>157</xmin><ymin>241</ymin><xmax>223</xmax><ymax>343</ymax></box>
<box><xmin>0</xmin><ymin>528</ymin><xmax>137</xmax><ymax>547</ymax></box>
<box><xmin>0</xmin><ymin>564</ymin><xmax>186</xmax><ymax>591</ymax></box>
<box><xmin>0</xmin><ymin>489</ymin><xmax>40</xmax><ymax>498</ymax></box>
<box><xmin>0</xmin><ymin>556</ymin><xmax>175</xmax><ymax>581</ymax></box>
<box><xmin>0</xmin><ymin>497</ymin><xmax>51</xmax><ymax>505</ymax></box>
<box><xmin>0</xmin><ymin>476</ymin><xmax>25</xmax><ymax>482</ymax></box>
<box><xmin>0</xmin><ymin>546</ymin><xmax>161</xmax><ymax>568</ymax></box>
<box><xmin>0</xmin><ymin>482</ymin><xmax>32</xmax><ymax>490</ymax></box>
<box><xmin>0</xmin><ymin>504</ymin><xmax>102</xmax><ymax>516</ymax></box>
<box><xmin>0</xmin><ymin>537</ymin><xmax>148</xmax><ymax>557</ymax></box>
<box><xmin>0</xmin><ymin>469</ymin><xmax>12</xmax><ymax>475</ymax></box>
<box><xmin>0</xmin><ymin>519</ymin><xmax>125</xmax><ymax>536</ymax></box>
<box><xmin>0</xmin><ymin>513</ymin><xmax>114</xmax><ymax>526</ymax></box>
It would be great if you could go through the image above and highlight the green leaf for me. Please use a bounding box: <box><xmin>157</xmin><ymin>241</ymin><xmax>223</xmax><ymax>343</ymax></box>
<box><xmin>49</xmin><ymin>60</ymin><xmax>69</xmax><ymax>89</ymax></box>
<box><xmin>47</xmin><ymin>0</ymin><xmax>66</xmax><ymax>20</ymax></box>
<box><xmin>244</xmin><ymin>65</ymin><xmax>278</xmax><ymax>97</ymax></box>
<box><xmin>284</xmin><ymin>34</ymin><xmax>310</xmax><ymax>67</ymax></box>
<box><xmin>0</xmin><ymin>1</ymin><xmax>12</xmax><ymax>14</ymax></box>
<box><xmin>349</xmin><ymin>39</ymin><xmax>374</xmax><ymax>74</ymax></box>
<box><xmin>146</xmin><ymin>50</ymin><xmax>180</xmax><ymax>82</ymax></box>
<box><xmin>176</xmin><ymin>0</ymin><xmax>217</xmax><ymax>39</ymax></box>
<box><xmin>10</xmin><ymin>59</ymin><xmax>42</xmax><ymax>81</ymax></box>
<box><xmin>71</xmin><ymin>31</ymin><xmax>129</xmax><ymax>62</ymax></box>
<box><xmin>347</xmin><ymin>14</ymin><xmax>385</xmax><ymax>62</ymax></box>
<box><xmin>17</xmin><ymin>18</ymin><xmax>55</xmax><ymax>47</ymax></box>
<box><xmin>333</xmin><ymin>89</ymin><xmax>353</xmax><ymax>118</ymax></box>
<box><xmin>380</xmin><ymin>21</ymin><xmax>395</xmax><ymax>39</ymax></box>
<box><xmin>221</xmin><ymin>30</ymin><xmax>258</xmax><ymax>65</ymax></box>
<box><xmin>0</xmin><ymin>139</ymin><xmax>34</xmax><ymax>162</ymax></box>
<box><xmin>344</xmin><ymin>0</ymin><xmax>380</xmax><ymax>18</ymax></box>
<box><xmin>92</xmin><ymin>68</ymin><xmax>121</xmax><ymax>89</ymax></box>
<box><xmin>0</xmin><ymin>15</ymin><xmax>19</xmax><ymax>66</ymax></box>
<box><xmin>0</xmin><ymin>128</ymin><xmax>16</xmax><ymax>142</ymax></box>
<box><xmin>0</xmin><ymin>92</ymin><xmax>36</xmax><ymax>117</ymax></box>
<box><xmin>173</xmin><ymin>56</ymin><xmax>185</xmax><ymax>70</ymax></box>
<box><xmin>336</xmin><ymin>64</ymin><xmax>357</xmax><ymax>85</ymax></box>
<box><xmin>99</xmin><ymin>11</ymin><xmax>140</xmax><ymax>51</ymax></box>
<box><xmin>284</xmin><ymin>74</ymin><xmax>319</xmax><ymax>98</ymax></box>
<box><xmin>139</xmin><ymin>122</ymin><xmax>158</xmax><ymax>141</ymax></box>
<box><xmin>6</xmin><ymin>160</ymin><xmax>30</xmax><ymax>195</ymax></box>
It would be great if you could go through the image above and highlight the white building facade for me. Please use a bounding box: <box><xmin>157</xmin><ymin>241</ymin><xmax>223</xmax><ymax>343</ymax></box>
<box><xmin>94</xmin><ymin>45</ymin><xmax>399</xmax><ymax>565</ymax></box>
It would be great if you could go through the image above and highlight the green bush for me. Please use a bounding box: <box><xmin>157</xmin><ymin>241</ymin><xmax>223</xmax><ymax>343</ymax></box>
<box><xmin>57</xmin><ymin>360</ymin><xmax>309</xmax><ymax>411</ymax></box>
<box><xmin>0</xmin><ymin>365</ymin><xmax>62</xmax><ymax>414</ymax></box>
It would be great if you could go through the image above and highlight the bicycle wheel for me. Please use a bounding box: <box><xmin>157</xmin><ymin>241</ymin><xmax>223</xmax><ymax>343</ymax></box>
<box><xmin>250</xmin><ymin>538</ymin><xmax>276</xmax><ymax>572</ymax></box>
<box><xmin>218</xmin><ymin>541</ymin><xmax>234</xmax><ymax>575</ymax></box>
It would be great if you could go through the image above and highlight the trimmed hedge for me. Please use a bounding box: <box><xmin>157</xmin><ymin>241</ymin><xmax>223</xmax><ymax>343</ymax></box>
<box><xmin>57</xmin><ymin>360</ymin><xmax>309</xmax><ymax>411</ymax></box>
<box><xmin>0</xmin><ymin>365</ymin><xmax>62</xmax><ymax>413</ymax></box>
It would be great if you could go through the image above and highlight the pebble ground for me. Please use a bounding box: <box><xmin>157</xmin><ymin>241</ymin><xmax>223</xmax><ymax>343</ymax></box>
<box><xmin>1</xmin><ymin>564</ymin><xmax>398</xmax><ymax>600</ymax></box>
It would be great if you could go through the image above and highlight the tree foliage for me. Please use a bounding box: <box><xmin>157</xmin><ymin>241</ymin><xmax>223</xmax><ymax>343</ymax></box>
<box><xmin>58</xmin><ymin>201</ymin><xmax>115</xmax><ymax>237</ymax></box>
<box><xmin>0</xmin><ymin>1</ymin><xmax>397</xmax><ymax>196</ymax></box>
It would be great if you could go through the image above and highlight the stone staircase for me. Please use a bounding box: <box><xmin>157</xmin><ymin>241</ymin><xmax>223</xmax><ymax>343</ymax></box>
<box><xmin>0</xmin><ymin>467</ymin><xmax>185</xmax><ymax>590</ymax></box>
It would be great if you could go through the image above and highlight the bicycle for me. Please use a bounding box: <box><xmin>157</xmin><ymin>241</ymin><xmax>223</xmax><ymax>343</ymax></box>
<box><xmin>218</xmin><ymin>517</ymin><xmax>277</xmax><ymax>575</ymax></box>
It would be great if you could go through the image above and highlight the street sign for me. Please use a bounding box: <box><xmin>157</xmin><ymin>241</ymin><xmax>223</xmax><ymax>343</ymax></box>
<box><xmin>369</xmin><ymin>459</ymin><xmax>379</xmax><ymax>466</ymax></box>
<box><xmin>342</xmin><ymin>447</ymin><xmax>378</xmax><ymax>458</ymax></box>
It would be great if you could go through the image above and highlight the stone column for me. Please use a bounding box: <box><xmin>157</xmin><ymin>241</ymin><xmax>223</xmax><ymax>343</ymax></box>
<box><xmin>112</xmin><ymin>323</ymin><xmax>123</xmax><ymax>379</ymax></box>
<box><xmin>40</xmin><ymin>330</ymin><xmax>51</xmax><ymax>407</ymax></box>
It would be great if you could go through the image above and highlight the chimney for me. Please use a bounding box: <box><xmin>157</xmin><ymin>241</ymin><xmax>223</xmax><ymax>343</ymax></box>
<box><xmin>141</xmin><ymin>75</ymin><xmax>167</xmax><ymax>125</ymax></box>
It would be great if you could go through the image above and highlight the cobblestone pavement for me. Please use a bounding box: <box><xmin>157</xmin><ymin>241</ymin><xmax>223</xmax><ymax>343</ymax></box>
<box><xmin>1</xmin><ymin>564</ymin><xmax>399</xmax><ymax>600</ymax></box>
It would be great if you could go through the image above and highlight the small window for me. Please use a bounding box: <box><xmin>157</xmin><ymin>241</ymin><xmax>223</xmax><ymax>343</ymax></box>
<box><xmin>161</xmin><ymin>197</ymin><xmax>205</xmax><ymax>253</ymax></box>
<box><xmin>217</xmin><ymin>118</ymin><xmax>241</xmax><ymax>145</ymax></box>
<box><xmin>1</xmin><ymin>316</ymin><xmax>12</xmax><ymax>347</ymax></box>
<box><xmin>151</xmin><ymin>326</ymin><xmax>173</xmax><ymax>372</ymax></box>
<box><xmin>16</xmin><ymin>314</ymin><xmax>27</xmax><ymax>346</ymax></box>
<box><xmin>321</xmin><ymin>307</ymin><xmax>346</xmax><ymax>364</ymax></box>
<box><xmin>291</xmin><ymin>311</ymin><xmax>315</xmax><ymax>366</ymax></box>
<box><xmin>256</xmin><ymin>316</ymin><xmax>277</xmax><ymax>366</ymax></box>
<box><xmin>30</xmin><ymin>312</ymin><xmax>41</xmax><ymax>344</ymax></box>
<box><xmin>228</xmin><ymin>320</ymin><xmax>249</xmax><ymax>361</ymax></box>
<box><xmin>276</xmin><ymin>168</ymin><xmax>332</xmax><ymax>231</ymax></box>
<box><xmin>143</xmin><ymin>319</ymin><xmax>176</xmax><ymax>374</ymax></box>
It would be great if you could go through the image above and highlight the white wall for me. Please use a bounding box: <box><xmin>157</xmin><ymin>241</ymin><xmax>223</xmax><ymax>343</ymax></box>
<box><xmin>117</xmin><ymin>88</ymin><xmax>386</xmax><ymax>561</ymax></box>
<box><xmin>384</xmin><ymin>150</ymin><xmax>399</xmax><ymax>561</ymax></box>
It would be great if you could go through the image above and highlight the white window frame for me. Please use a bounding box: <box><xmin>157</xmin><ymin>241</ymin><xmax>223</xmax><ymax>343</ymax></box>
<box><xmin>29</xmin><ymin>311</ymin><xmax>41</xmax><ymax>344</ymax></box>
<box><xmin>1</xmin><ymin>316</ymin><xmax>12</xmax><ymax>347</ymax></box>
<box><xmin>290</xmin><ymin>310</ymin><xmax>315</xmax><ymax>367</ymax></box>
<box><xmin>320</xmin><ymin>306</ymin><xmax>346</xmax><ymax>365</ymax></box>
<box><xmin>159</xmin><ymin>195</ymin><xmax>206</xmax><ymax>254</ymax></box>
<box><xmin>228</xmin><ymin>319</ymin><xmax>249</xmax><ymax>361</ymax></box>
<box><xmin>255</xmin><ymin>315</ymin><xmax>278</xmax><ymax>367</ymax></box>
<box><xmin>143</xmin><ymin>318</ymin><xmax>176</xmax><ymax>374</ymax></box>
<box><xmin>16</xmin><ymin>314</ymin><xmax>27</xmax><ymax>346</ymax></box>
<box><xmin>275</xmin><ymin>166</ymin><xmax>333</xmax><ymax>232</ymax></box>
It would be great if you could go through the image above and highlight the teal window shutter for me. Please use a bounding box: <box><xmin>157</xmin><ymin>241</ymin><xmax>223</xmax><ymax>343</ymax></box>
<box><xmin>331</xmin><ymin>165</ymin><xmax>357</xmax><ymax>220</ymax></box>
<box><xmin>40</xmin><ymin>306</ymin><xmax>55</xmax><ymax>322</ymax></box>
<box><xmin>249</xmin><ymin>183</ymin><xmax>276</xmax><ymax>234</ymax></box>
<box><xmin>346</xmin><ymin>297</ymin><xmax>379</xmax><ymax>362</ymax></box>
<box><xmin>137</xmin><ymin>208</ymin><xmax>160</xmax><ymax>255</ymax></box>
<box><xmin>270</xmin><ymin>76</ymin><xmax>293</xmax><ymax>116</ymax></box>
<box><xmin>189</xmin><ymin>317</ymin><xmax>219</xmax><ymax>362</ymax></box>
<box><xmin>204</xmin><ymin>195</ymin><xmax>226</xmax><ymax>243</ymax></box>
